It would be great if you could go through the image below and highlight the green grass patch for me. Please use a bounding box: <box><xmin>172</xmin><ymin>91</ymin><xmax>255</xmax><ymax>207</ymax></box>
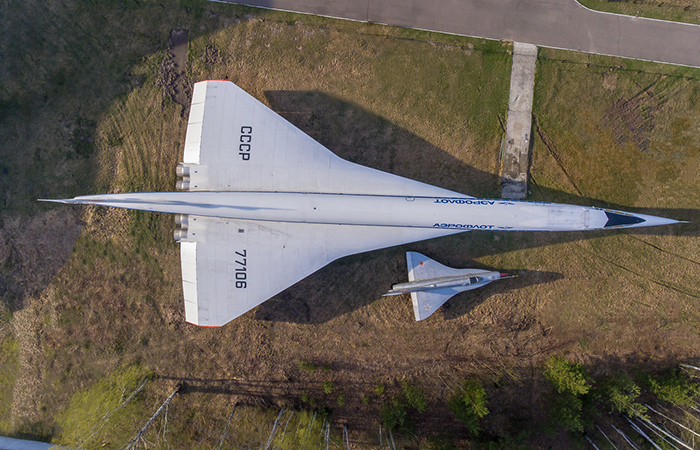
<box><xmin>298</xmin><ymin>361</ymin><xmax>318</xmax><ymax>373</ymax></box>
<box><xmin>578</xmin><ymin>0</ymin><xmax>700</xmax><ymax>24</ymax></box>
<box><xmin>273</xmin><ymin>410</ymin><xmax>339</xmax><ymax>449</ymax></box>
<box><xmin>55</xmin><ymin>364</ymin><xmax>154</xmax><ymax>448</ymax></box>
<box><xmin>0</xmin><ymin>334</ymin><xmax>19</xmax><ymax>434</ymax></box>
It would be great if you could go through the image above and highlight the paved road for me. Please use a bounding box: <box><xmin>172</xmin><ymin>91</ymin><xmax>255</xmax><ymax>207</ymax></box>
<box><xmin>224</xmin><ymin>0</ymin><xmax>700</xmax><ymax>68</ymax></box>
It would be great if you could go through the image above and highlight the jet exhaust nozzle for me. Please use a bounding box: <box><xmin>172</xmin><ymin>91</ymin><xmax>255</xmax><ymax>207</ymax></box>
<box><xmin>173</xmin><ymin>228</ymin><xmax>188</xmax><ymax>242</ymax></box>
<box><xmin>174</xmin><ymin>214</ymin><xmax>189</xmax><ymax>229</ymax></box>
<box><xmin>176</xmin><ymin>163</ymin><xmax>190</xmax><ymax>178</ymax></box>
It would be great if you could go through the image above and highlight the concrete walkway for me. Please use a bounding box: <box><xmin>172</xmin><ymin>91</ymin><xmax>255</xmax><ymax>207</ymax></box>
<box><xmin>0</xmin><ymin>436</ymin><xmax>59</xmax><ymax>450</ymax></box>
<box><xmin>224</xmin><ymin>0</ymin><xmax>700</xmax><ymax>68</ymax></box>
<box><xmin>501</xmin><ymin>43</ymin><xmax>538</xmax><ymax>200</ymax></box>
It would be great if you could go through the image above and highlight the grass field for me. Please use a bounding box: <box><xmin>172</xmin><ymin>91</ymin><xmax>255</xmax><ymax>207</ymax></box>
<box><xmin>578</xmin><ymin>0</ymin><xmax>700</xmax><ymax>24</ymax></box>
<box><xmin>1</xmin><ymin>0</ymin><xmax>699</xmax><ymax>449</ymax></box>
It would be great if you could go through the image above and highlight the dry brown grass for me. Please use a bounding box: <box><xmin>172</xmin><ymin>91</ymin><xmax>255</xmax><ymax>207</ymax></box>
<box><xmin>1</xmin><ymin>1</ymin><xmax>699</xmax><ymax>448</ymax></box>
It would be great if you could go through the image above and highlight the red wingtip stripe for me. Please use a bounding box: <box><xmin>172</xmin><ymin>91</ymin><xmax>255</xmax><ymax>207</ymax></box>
<box><xmin>186</xmin><ymin>321</ymin><xmax>220</xmax><ymax>328</ymax></box>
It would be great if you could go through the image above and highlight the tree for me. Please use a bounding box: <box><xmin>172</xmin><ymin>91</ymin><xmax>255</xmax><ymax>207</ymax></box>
<box><xmin>379</xmin><ymin>397</ymin><xmax>407</xmax><ymax>431</ymax></box>
<box><xmin>379</xmin><ymin>381</ymin><xmax>428</xmax><ymax>431</ymax></box>
<box><xmin>544</xmin><ymin>356</ymin><xmax>591</xmax><ymax>396</ymax></box>
<box><xmin>550</xmin><ymin>394</ymin><xmax>585</xmax><ymax>433</ymax></box>
<box><xmin>542</xmin><ymin>356</ymin><xmax>593</xmax><ymax>433</ymax></box>
<box><xmin>647</xmin><ymin>368</ymin><xmax>700</xmax><ymax>407</ymax></box>
<box><xmin>597</xmin><ymin>372</ymin><xmax>647</xmax><ymax>419</ymax></box>
<box><xmin>448</xmin><ymin>379</ymin><xmax>489</xmax><ymax>435</ymax></box>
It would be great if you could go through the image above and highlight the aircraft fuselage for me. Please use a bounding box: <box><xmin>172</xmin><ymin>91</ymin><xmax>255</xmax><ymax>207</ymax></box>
<box><xmin>386</xmin><ymin>271</ymin><xmax>503</xmax><ymax>295</ymax></box>
<box><xmin>57</xmin><ymin>191</ymin><xmax>675</xmax><ymax>232</ymax></box>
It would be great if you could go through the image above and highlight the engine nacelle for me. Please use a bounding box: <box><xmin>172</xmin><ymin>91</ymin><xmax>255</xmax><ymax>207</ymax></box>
<box><xmin>175</xmin><ymin>180</ymin><xmax>190</xmax><ymax>191</ymax></box>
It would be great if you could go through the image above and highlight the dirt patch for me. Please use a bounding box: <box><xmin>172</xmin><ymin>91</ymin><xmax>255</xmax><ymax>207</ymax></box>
<box><xmin>604</xmin><ymin>84</ymin><xmax>663</xmax><ymax>152</ymax></box>
<box><xmin>156</xmin><ymin>29</ymin><xmax>190</xmax><ymax>113</ymax></box>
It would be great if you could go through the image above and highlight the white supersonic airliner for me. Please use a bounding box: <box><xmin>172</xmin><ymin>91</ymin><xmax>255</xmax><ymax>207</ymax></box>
<box><xmin>43</xmin><ymin>80</ymin><xmax>681</xmax><ymax>327</ymax></box>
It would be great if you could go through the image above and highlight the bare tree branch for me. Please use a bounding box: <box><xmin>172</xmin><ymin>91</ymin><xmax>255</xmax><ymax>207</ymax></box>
<box><xmin>343</xmin><ymin>423</ymin><xmax>350</xmax><ymax>450</ymax></box>
<box><xmin>646</xmin><ymin>404</ymin><xmax>700</xmax><ymax>439</ymax></box>
<box><xmin>610</xmin><ymin>423</ymin><xmax>641</xmax><ymax>450</ymax></box>
<box><xmin>263</xmin><ymin>408</ymin><xmax>285</xmax><ymax>450</ymax></box>
<box><xmin>124</xmin><ymin>385</ymin><xmax>180</xmax><ymax>450</ymax></box>
<box><xmin>635</xmin><ymin>418</ymin><xmax>681</xmax><ymax>450</ymax></box>
<box><xmin>584</xmin><ymin>434</ymin><xmax>601</xmax><ymax>450</ymax></box>
<box><xmin>595</xmin><ymin>425</ymin><xmax>619</xmax><ymax>450</ymax></box>
<box><xmin>626</xmin><ymin>417</ymin><xmax>663</xmax><ymax>450</ymax></box>
<box><xmin>79</xmin><ymin>377</ymin><xmax>149</xmax><ymax>449</ymax></box>
<box><xmin>216</xmin><ymin>404</ymin><xmax>237</xmax><ymax>450</ymax></box>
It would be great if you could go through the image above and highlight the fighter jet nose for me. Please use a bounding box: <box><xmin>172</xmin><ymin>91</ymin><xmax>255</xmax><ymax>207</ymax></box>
<box><xmin>603</xmin><ymin>209</ymin><xmax>681</xmax><ymax>229</ymax></box>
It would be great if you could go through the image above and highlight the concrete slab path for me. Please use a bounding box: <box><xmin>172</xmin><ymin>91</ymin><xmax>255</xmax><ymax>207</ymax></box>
<box><xmin>501</xmin><ymin>43</ymin><xmax>538</xmax><ymax>200</ymax></box>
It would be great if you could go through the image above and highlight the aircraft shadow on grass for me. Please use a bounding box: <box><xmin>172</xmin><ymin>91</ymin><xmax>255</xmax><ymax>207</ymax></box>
<box><xmin>254</xmin><ymin>89</ymin><xmax>698</xmax><ymax>324</ymax></box>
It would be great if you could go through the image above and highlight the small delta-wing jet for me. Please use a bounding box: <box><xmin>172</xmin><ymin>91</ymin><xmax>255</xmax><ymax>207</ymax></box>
<box><xmin>43</xmin><ymin>80</ymin><xmax>681</xmax><ymax>327</ymax></box>
<box><xmin>385</xmin><ymin>252</ymin><xmax>513</xmax><ymax>321</ymax></box>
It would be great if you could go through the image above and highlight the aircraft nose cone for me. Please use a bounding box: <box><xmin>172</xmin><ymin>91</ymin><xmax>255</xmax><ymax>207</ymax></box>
<box><xmin>603</xmin><ymin>209</ymin><xmax>682</xmax><ymax>229</ymax></box>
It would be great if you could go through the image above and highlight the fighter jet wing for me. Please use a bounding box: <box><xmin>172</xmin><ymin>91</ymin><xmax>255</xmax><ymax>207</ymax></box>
<box><xmin>182</xmin><ymin>80</ymin><xmax>469</xmax><ymax>198</ymax></box>
<box><xmin>410</xmin><ymin>288</ymin><xmax>466</xmax><ymax>321</ymax></box>
<box><xmin>406</xmin><ymin>251</ymin><xmax>485</xmax><ymax>281</ymax></box>
<box><xmin>180</xmin><ymin>216</ymin><xmax>462</xmax><ymax>327</ymax></box>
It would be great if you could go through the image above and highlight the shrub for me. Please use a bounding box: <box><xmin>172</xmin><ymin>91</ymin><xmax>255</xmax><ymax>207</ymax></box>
<box><xmin>55</xmin><ymin>364</ymin><xmax>153</xmax><ymax>447</ymax></box>
<box><xmin>298</xmin><ymin>361</ymin><xmax>317</xmax><ymax>373</ymax></box>
<box><xmin>374</xmin><ymin>383</ymin><xmax>385</xmax><ymax>396</ymax></box>
<box><xmin>380</xmin><ymin>397</ymin><xmax>407</xmax><ymax>431</ymax></box>
<box><xmin>448</xmin><ymin>379</ymin><xmax>489</xmax><ymax>435</ymax></box>
<box><xmin>597</xmin><ymin>373</ymin><xmax>647</xmax><ymax>419</ymax></box>
<box><xmin>648</xmin><ymin>369</ymin><xmax>700</xmax><ymax>407</ymax></box>
<box><xmin>542</xmin><ymin>356</ymin><xmax>593</xmax><ymax>433</ymax></box>
<box><xmin>544</xmin><ymin>356</ymin><xmax>591</xmax><ymax>396</ymax></box>
<box><xmin>550</xmin><ymin>394</ymin><xmax>585</xmax><ymax>433</ymax></box>
<box><xmin>322</xmin><ymin>381</ymin><xmax>334</xmax><ymax>395</ymax></box>
<box><xmin>401</xmin><ymin>381</ymin><xmax>427</xmax><ymax>413</ymax></box>
<box><xmin>274</xmin><ymin>410</ymin><xmax>338</xmax><ymax>449</ymax></box>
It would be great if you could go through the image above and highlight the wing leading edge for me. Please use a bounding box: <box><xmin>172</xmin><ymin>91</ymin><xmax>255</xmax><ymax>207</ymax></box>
<box><xmin>181</xmin><ymin>80</ymin><xmax>469</xmax><ymax>198</ymax></box>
